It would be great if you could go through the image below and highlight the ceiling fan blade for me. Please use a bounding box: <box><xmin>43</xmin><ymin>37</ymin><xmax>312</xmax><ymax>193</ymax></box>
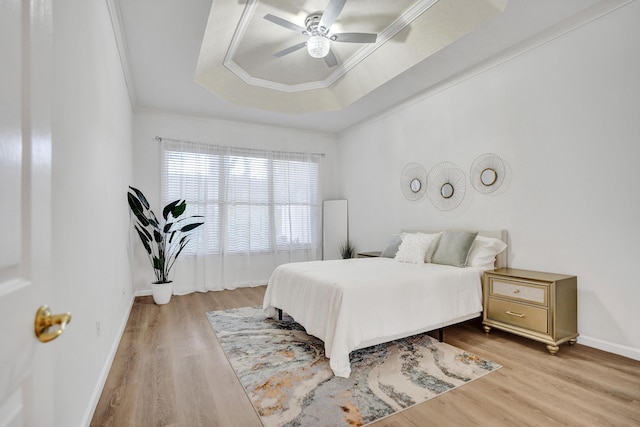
<box><xmin>318</xmin><ymin>0</ymin><xmax>346</xmax><ymax>32</ymax></box>
<box><xmin>323</xmin><ymin>49</ymin><xmax>338</xmax><ymax>67</ymax></box>
<box><xmin>263</xmin><ymin>14</ymin><xmax>307</xmax><ymax>35</ymax></box>
<box><xmin>331</xmin><ymin>32</ymin><xmax>377</xmax><ymax>43</ymax></box>
<box><xmin>274</xmin><ymin>42</ymin><xmax>307</xmax><ymax>57</ymax></box>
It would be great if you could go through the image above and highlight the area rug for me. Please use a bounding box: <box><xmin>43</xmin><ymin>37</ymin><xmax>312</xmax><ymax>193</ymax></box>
<box><xmin>206</xmin><ymin>306</ymin><xmax>501</xmax><ymax>427</ymax></box>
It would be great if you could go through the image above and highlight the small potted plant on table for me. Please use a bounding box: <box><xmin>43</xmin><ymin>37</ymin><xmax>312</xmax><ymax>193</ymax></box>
<box><xmin>339</xmin><ymin>240</ymin><xmax>355</xmax><ymax>259</ymax></box>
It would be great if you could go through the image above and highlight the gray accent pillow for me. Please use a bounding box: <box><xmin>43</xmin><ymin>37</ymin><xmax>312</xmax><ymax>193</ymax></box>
<box><xmin>431</xmin><ymin>230</ymin><xmax>479</xmax><ymax>267</ymax></box>
<box><xmin>424</xmin><ymin>232</ymin><xmax>442</xmax><ymax>263</ymax></box>
<box><xmin>380</xmin><ymin>234</ymin><xmax>402</xmax><ymax>258</ymax></box>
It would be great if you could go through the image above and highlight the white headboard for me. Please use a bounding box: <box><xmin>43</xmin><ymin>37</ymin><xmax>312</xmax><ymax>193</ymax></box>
<box><xmin>401</xmin><ymin>229</ymin><xmax>509</xmax><ymax>269</ymax></box>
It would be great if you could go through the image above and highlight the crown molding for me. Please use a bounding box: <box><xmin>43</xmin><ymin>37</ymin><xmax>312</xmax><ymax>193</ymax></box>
<box><xmin>133</xmin><ymin>108</ymin><xmax>337</xmax><ymax>138</ymax></box>
<box><xmin>105</xmin><ymin>0</ymin><xmax>137</xmax><ymax>109</ymax></box>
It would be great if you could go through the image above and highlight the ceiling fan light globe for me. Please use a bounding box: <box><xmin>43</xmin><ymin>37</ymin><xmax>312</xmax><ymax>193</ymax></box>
<box><xmin>307</xmin><ymin>35</ymin><xmax>330</xmax><ymax>58</ymax></box>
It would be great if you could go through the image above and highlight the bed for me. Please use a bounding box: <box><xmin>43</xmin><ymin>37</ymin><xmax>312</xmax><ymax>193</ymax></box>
<box><xmin>263</xmin><ymin>229</ymin><xmax>508</xmax><ymax>378</ymax></box>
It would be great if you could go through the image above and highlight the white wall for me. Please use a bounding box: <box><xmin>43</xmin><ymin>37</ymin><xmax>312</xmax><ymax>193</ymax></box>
<box><xmin>337</xmin><ymin>2</ymin><xmax>640</xmax><ymax>360</ymax></box>
<box><xmin>132</xmin><ymin>112</ymin><xmax>340</xmax><ymax>292</ymax></box>
<box><xmin>52</xmin><ymin>0</ymin><xmax>134</xmax><ymax>425</ymax></box>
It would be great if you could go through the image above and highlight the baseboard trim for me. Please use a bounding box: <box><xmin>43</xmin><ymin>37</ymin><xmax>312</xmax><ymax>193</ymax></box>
<box><xmin>80</xmin><ymin>294</ymin><xmax>136</xmax><ymax>427</ymax></box>
<box><xmin>578</xmin><ymin>335</ymin><xmax>640</xmax><ymax>361</ymax></box>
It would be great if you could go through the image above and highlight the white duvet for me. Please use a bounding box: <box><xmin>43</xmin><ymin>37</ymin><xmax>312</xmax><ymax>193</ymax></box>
<box><xmin>263</xmin><ymin>257</ymin><xmax>484</xmax><ymax>378</ymax></box>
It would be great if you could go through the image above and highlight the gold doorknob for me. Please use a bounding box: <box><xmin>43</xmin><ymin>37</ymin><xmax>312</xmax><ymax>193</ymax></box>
<box><xmin>34</xmin><ymin>305</ymin><xmax>71</xmax><ymax>343</ymax></box>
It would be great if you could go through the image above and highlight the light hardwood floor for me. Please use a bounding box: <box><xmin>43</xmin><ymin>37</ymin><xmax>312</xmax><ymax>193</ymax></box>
<box><xmin>91</xmin><ymin>287</ymin><xmax>640</xmax><ymax>426</ymax></box>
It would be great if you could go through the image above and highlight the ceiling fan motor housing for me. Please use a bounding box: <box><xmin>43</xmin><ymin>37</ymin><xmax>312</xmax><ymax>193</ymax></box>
<box><xmin>305</xmin><ymin>14</ymin><xmax>325</xmax><ymax>35</ymax></box>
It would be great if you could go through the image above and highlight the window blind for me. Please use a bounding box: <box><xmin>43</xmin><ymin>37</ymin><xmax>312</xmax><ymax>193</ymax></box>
<box><xmin>161</xmin><ymin>140</ymin><xmax>321</xmax><ymax>256</ymax></box>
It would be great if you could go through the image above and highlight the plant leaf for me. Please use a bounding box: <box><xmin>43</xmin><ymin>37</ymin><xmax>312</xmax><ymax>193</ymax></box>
<box><xmin>135</xmin><ymin>225</ymin><xmax>153</xmax><ymax>242</ymax></box>
<box><xmin>171</xmin><ymin>200</ymin><xmax>187</xmax><ymax>218</ymax></box>
<box><xmin>153</xmin><ymin>229</ymin><xmax>163</xmax><ymax>243</ymax></box>
<box><xmin>180</xmin><ymin>222</ymin><xmax>204</xmax><ymax>233</ymax></box>
<box><xmin>127</xmin><ymin>193</ymin><xmax>150</xmax><ymax>226</ymax></box>
<box><xmin>153</xmin><ymin>256</ymin><xmax>164</xmax><ymax>272</ymax></box>
<box><xmin>134</xmin><ymin>227</ymin><xmax>152</xmax><ymax>254</ymax></box>
<box><xmin>172</xmin><ymin>215</ymin><xmax>204</xmax><ymax>227</ymax></box>
<box><xmin>149</xmin><ymin>210</ymin><xmax>161</xmax><ymax>227</ymax></box>
<box><xmin>163</xmin><ymin>200</ymin><xmax>180</xmax><ymax>220</ymax></box>
<box><xmin>173</xmin><ymin>240</ymin><xmax>188</xmax><ymax>260</ymax></box>
<box><xmin>127</xmin><ymin>192</ymin><xmax>143</xmax><ymax>214</ymax></box>
<box><xmin>129</xmin><ymin>186</ymin><xmax>150</xmax><ymax>210</ymax></box>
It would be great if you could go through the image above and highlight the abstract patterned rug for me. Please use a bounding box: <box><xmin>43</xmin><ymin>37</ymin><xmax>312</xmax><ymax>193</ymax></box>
<box><xmin>206</xmin><ymin>306</ymin><xmax>501</xmax><ymax>427</ymax></box>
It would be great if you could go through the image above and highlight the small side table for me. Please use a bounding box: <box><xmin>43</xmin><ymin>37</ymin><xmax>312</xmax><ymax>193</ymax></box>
<box><xmin>356</xmin><ymin>251</ymin><xmax>382</xmax><ymax>258</ymax></box>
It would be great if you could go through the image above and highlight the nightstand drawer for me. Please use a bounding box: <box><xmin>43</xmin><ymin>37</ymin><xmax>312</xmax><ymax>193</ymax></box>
<box><xmin>491</xmin><ymin>279</ymin><xmax>547</xmax><ymax>306</ymax></box>
<box><xmin>487</xmin><ymin>298</ymin><xmax>548</xmax><ymax>334</ymax></box>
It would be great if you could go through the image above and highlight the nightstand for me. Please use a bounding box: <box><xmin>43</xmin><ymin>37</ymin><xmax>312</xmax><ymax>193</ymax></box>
<box><xmin>482</xmin><ymin>268</ymin><xmax>578</xmax><ymax>354</ymax></box>
<box><xmin>356</xmin><ymin>251</ymin><xmax>382</xmax><ymax>258</ymax></box>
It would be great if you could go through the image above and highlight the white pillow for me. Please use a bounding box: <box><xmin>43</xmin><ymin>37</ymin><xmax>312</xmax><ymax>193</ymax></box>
<box><xmin>395</xmin><ymin>233</ymin><xmax>440</xmax><ymax>264</ymax></box>
<box><xmin>467</xmin><ymin>236</ymin><xmax>507</xmax><ymax>270</ymax></box>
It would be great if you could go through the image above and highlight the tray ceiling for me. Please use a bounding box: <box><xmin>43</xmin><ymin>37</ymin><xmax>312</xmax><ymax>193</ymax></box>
<box><xmin>195</xmin><ymin>0</ymin><xmax>508</xmax><ymax>113</ymax></box>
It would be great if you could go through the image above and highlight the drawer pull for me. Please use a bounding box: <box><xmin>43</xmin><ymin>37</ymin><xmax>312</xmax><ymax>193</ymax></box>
<box><xmin>513</xmin><ymin>289</ymin><xmax>520</xmax><ymax>294</ymax></box>
<box><xmin>505</xmin><ymin>310</ymin><xmax>525</xmax><ymax>318</ymax></box>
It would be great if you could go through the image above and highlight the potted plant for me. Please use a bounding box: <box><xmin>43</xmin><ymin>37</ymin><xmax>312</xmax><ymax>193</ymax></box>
<box><xmin>127</xmin><ymin>186</ymin><xmax>204</xmax><ymax>304</ymax></box>
<box><xmin>339</xmin><ymin>240</ymin><xmax>355</xmax><ymax>259</ymax></box>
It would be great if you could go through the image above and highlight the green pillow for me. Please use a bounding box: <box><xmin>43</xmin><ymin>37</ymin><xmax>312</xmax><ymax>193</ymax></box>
<box><xmin>431</xmin><ymin>230</ymin><xmax>478</xmax><ymax>267</ymax></box>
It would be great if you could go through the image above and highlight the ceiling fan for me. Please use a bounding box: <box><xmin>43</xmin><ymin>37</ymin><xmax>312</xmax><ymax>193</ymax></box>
<box><xmin>263</xmin><ymin>0</ymin><xmax>378</xmax><ymax>67</ymax></box>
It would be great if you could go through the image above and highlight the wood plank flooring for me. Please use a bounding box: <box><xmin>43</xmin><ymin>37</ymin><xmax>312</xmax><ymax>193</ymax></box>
<box><xmin>91</xmin><ymin>286</ymin><xmax>640</xmax><ymax>426</ymax></box>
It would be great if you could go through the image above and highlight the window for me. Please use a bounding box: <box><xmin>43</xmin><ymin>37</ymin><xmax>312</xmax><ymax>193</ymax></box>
<box><xmin>162</xmin><ymin>141</ymin><xmax>321</xmax><ymax>256</ymax></box>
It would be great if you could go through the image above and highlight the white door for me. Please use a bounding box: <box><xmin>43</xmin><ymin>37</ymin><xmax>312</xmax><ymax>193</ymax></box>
<box><xmin>0</xmin><ymin>0</ymin><xmax>58</xmax><ymax>426</ymax></box>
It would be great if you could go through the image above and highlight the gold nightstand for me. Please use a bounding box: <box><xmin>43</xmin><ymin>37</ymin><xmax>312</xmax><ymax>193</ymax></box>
<box><xmin>482</xmin><ymin>268</ymin><xmax>578</xmax><ymax>354</ymax></box>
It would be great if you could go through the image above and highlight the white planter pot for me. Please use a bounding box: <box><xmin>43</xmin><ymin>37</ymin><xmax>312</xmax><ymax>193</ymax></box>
<box><xmin>151</xmin><ymin>281</ymin><xmax>173</xmax><ymax>305</ymax></box>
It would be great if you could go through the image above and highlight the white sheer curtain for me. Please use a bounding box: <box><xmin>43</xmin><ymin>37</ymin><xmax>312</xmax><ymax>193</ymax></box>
<box><xmin>160</xmin><ymin>138</ymin><xmax>322</xmax><ymax>293</ymax></box>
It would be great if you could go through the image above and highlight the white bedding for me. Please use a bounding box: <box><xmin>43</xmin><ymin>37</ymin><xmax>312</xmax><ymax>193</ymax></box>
<box><xmin>263</xmin><ymin>257</ymin><xmax>484</xmax><ymax>378</ymax></box>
